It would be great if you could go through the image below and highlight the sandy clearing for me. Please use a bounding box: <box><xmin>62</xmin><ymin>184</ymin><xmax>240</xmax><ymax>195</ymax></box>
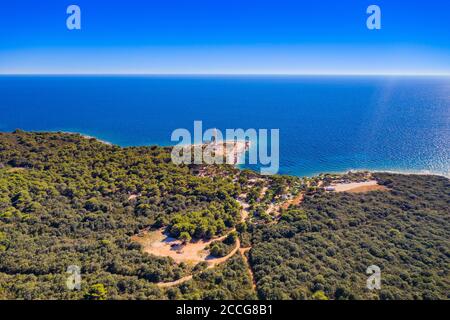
<box><xmin>191</xmin><ymin>140</ymin><xmax>250</xmax><ymax>165</ymax></box>
<box><xmin>134</xmin><ymin>198</ymin><xmax>251</xmax><ymax>288</ymax></box>
<box><xmin>134</xmin><ymin>199</ymin><xmax>250</xmax><ymax>265</ymax></box>
<box><xmin>259</xmin><ymin>187</ymin><xmax>268</xmax><ymax>200</ymax></box>
<box><xmin>331</xmin><ymin>180</ymin><xmax>387</xmax><ymax>193</ymax></box>
<box><xmin>156</xmin><ymin>237</ymin><xmax>241</xmax><ymax>288</ymax></box>
<box><xmin>132</xmin><ymin>229</ymin><xmax>230</xmax><ymax>264</ymax></box>
<box><xmin>240</xmin><ymin>201</ymin><xmax>250</xmax><ymax>222</ymax></box>
<box><xmin>266</xmin><ymin>203</ymin><xmax>276</xmax><ymax>215</ymax></box>
<box><xmin>127</xmin><ymin>194</ymin><xmax>139</xmax><ymax>201</ymax></box>
<box><xmin>281</xmin><ymin>193</ymin><xmax>304</xmax><ymax>210</ymax></box>
<box><xmin>344</xmin><ymin>184</ymin><xmax>388</xmax><ymax>193</ymax></box>
<box><xmin>6</xmin><ymin>167</ymin><xmax>26</xmax><ymax>173</ymax></box>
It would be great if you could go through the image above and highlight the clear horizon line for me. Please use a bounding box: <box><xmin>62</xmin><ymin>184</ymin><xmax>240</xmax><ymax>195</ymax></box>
<box><xmin>1</xmin><ymin>72</ymin><xmax>450</xmax><ymax>77</ymax></box>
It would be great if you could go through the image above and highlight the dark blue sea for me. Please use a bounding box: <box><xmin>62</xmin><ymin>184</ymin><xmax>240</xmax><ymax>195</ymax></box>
<box><xmin>0</xmin><ymin>76</ymin><xmax>449</xmax><ymax>177</ymax></box>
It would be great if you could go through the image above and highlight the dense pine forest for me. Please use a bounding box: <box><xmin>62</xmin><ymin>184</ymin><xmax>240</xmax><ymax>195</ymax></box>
<box><xmin>250</xmin><ymin>173</ymin><xmax>449</xmax><ymax>299</ymax></box>
<box><xmin>0</xmin><ymin>131</ymin><xmax>448</xmax><ymax>300</ymax></box>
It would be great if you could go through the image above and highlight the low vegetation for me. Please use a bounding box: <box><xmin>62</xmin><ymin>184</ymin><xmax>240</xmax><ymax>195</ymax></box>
<box><xmin>250</xmin><ymin>173</ymin><xmax>449</xmax><ymax>300</ymax></box>
<box><xmin>0</xmin><ymin>131</ymin><xmax>448</xmax><ymax>300</ymax></box>
<box><xmin>208</xmin><ymin>232</ymin><xmax>238</xmax><ymax>258</ymax></box>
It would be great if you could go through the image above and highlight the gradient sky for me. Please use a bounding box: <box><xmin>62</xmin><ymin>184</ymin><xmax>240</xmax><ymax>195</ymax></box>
<box><xmin>1</xmin><ymin>0</ymin><xmax>449</xmax><ymax>74</ymax></box>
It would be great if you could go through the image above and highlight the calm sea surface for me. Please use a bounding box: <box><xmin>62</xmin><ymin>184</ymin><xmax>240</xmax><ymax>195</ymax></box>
<box><xmin>0</xmin><ymin>76</ymin><xmax>449</xmax><ymax>177</ymax></box>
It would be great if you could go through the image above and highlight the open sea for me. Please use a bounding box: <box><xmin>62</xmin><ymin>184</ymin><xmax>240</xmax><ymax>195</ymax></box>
<box><xmin>0</xmin><ymin>75</ymin><xmax>449</xmax><ymax>177</ymax></box>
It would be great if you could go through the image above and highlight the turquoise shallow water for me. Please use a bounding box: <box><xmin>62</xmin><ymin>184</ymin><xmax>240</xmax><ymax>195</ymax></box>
<box><xmin>0</xmin><ymin>76</ymin><xmax>449</xmax><ymax>177</ymax></box>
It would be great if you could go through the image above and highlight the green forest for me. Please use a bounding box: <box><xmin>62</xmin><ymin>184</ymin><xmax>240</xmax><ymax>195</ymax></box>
<box><xmin>250</xmin><ymin>173</ymin><xmax>450</xmax><ymax>299</ymax></box>
<box><xmin>0</xmin><ymin>131</ymin><xmax>448</xmax><ymax>300</ymax></box>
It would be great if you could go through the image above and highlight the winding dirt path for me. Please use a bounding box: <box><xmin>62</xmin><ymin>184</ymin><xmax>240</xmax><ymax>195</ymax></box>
<box><xmin>282</xmin><ymin>193</ymin><xmax>304</xmax><ymax>210</ymax></box>
<box><xmin>157</xmin><ymin>237</ymin><xmax>241</xmax><ymax>288</ymax></box>
<box><xmin>157</xmin><ymin>275</ymin><xmax>194</xmax><ymax>288</ymax></box>
<box><xmin>156</xmin><ymin>188</ymin><xmax>307</xmax><ymax>289</ymax></box>
<box><xmin>239</xmin><ymin>247</ymin><xmax>256</xmax><ymax>290</ymax></box>
<box><xmin>156</xmin><ymin>199</ymin><xmax>249</xmax><ymax>288</ymax></box>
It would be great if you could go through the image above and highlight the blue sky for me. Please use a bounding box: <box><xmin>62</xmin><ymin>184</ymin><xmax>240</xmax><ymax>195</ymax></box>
<box><xmin>0</xmin><ymin>0</ymin><xmax>449</xmax><ymax>74</ymax></box>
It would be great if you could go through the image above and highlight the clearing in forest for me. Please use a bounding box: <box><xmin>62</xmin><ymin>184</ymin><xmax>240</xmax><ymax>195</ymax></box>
<box><xmin>330</xmin><ymin>180</ymin><xmax>388</xmax><ymax>193</ymax></box>
<box><xmin>131</xmin><ymin>229</ymin><xmax>232</xmax><ymax>264</ymax></box>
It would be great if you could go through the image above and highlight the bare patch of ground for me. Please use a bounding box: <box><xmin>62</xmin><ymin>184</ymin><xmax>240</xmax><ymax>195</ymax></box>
<box><xmin>345</xmin><ymin>184</ymin><xmax>388</xmax><ymax>193</ymax></box>
<box><xmin>156</xmin><ymin>237</ymin><xmax>241</xmax><ymax>288</ymax></box>
<box><xmin>6</xmin><ymin>167</ymin><xmax>26</xmax><ymax>173</ymax></box>
<box><xmin>133</xmin><ymin>198</ymin><xmax>250</xmax><ymax>287</ymax></box>
<box><xmin>281</xmin><ymin>193</ymin><xmax>304</xmax><ymax>210</ymax></box>
<box><xmin>239</xmin><ymin>201</ymin><xmax>250</xmax><ymax>222</ymax></box>
<box><xmin>239</xmin><ymin>247</ymin><xmax>256</xmax><ymax>290</ymax></box>
<box><xmin>265</xmin><ymin>191</ymin><xmax>305</xmax><ymax>222</ymax></box>
<box><xmin>157</xmin><ymin>274</ymin><xmax>194</xmax><ymax>288</ymax></box>
<box><xmin>127</xmin><ymin>194</ymin><xmax>139</xmax><ymax>201</ymax></box>
<box><xmin>132</xmin><ymin>200</ymin><xmax>250</xmax><ymax>266</ymax></box>
<box><xmin>330</xmin><ymin>180</ymin><xmax>388</xmax><ymax>193</ymax></box>
<box><xmin>132</xmin><ymin>229</ymin><xmax>230</xmax><ymax>264</ymax></box>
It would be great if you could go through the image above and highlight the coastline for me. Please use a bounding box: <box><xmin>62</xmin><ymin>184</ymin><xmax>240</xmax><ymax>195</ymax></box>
<box><xmin>5</xmin><ymin>130</ymin><xmax>449</xmax><ymax>179</ymax></box>
<box><xmin>69</xmin><ymin>131</ymin><xmax>113</xmax><ymax>146</ymax></box>
<box><xmin>1</xmin><ymin>129</ymin><xmax>449</xmax><ymax>300</ymax></box>
<box><xmin>307</xmin><ymin>168</ymin><xmax>450</xmax><ymax>179</ymax></box>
